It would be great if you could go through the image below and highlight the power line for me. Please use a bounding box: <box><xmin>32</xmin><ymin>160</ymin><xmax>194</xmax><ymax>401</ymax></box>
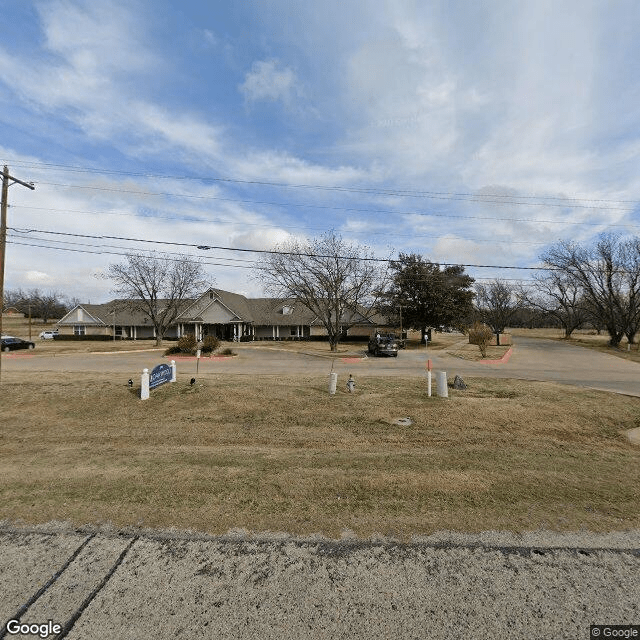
<box><xmin>5</xmin><ymin>159</ymin><xmax>639</xmax><ymax>207</ymax></box>
<box><xmin>13</xmin><ymin>201</ymin><xmax>639</xmax><ymax>232</ymax></box>
<box><xmin>8</xmin><ymin>227</ymin><xmax>552</xmax><ymax>271</ymax></box>
<box><xmin>29</xmin><ymin>180</ymin><xmax>638</xmax><ymax>212</ymax></box>
<box><xmin>5</xmin><ymin>240</ymin><xmax>255</xmax><ymax>269</ymax></box>
<box><xmin>5</xmin><ymin>240</ymin><xmax>540</xmax><ymax>284</ymax></box>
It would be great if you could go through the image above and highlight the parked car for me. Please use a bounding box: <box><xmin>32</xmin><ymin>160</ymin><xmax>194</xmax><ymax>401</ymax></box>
<box><xmin>1</xmin><ymin>337</ymin><xmax>36</xmax><ymax>352</ymax></box>
<box><xmin>39</xmin><ymin>330</ymin><xmax>59</xmax><ymax>340</ymax></box>
<box><xmin>368</xmin><ymin>333</ymin><xmax>399</xmax><ymax>357</ymax></box>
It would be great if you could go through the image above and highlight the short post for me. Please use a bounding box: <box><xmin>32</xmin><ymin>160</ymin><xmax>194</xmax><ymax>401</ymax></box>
<box><xmin>436</xmin><ymin>371</ymin><xmax>448</xmax><ymax>398</ymax></box>
<box><xmin>426</xmin><ymin>359</ymin><xmax>432</xmax><ymax>397</ymax></box>
<box><xmin>170</xmin><ymin>360</ymin><xmax>177</xmax><ymax>382</ymax></box>
<box><xmin>329</xmin><ymin>372</ymin><xmax>337</xmax><ymax>395</ymax></box>
<box><xmin>196</xmin><ymin>349</ymin><xmax>201</xmax><ymax>374</ymax></box>
<box><xmin>141</xmin><ymin>368</ymin><xmax>150</xmax><ymax>400</ymax></box>
<box><xmin>424</xmin><ymin>333</ymin><xmax>429</xmax><ymax>348</ymax></box>
<box><xmin>346</xmin><ymin>374</ymin><xmax>355</xmax><ymax>393</ymax></box>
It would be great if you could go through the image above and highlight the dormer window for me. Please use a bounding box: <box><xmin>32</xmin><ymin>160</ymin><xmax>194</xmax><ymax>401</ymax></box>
<box><xmin>281</xmin><ymin>305</ymin><xmax>293</xmax><ymax>315</ymax></box>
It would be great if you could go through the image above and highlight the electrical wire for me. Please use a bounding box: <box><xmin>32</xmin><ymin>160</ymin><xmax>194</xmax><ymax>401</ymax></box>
<box><xmin>7</xmin><ymin>230</ymin><xmax>551</xmax><ymax>271</ymax></box>
<box><xmin>5</xmin><ymin>159</ymin><xmax>638</xmax><ymax>207</ymax></box>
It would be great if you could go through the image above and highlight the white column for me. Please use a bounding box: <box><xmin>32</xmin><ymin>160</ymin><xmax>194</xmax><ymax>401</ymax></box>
<box><xmin>141</xmin><ymin>368</ymin><xmax>150</xmax><ymax>400</ymax></box>
<box><xmin>436</xmin><ymin>371</ymin><xmax>448</xmax><ymax>398</ymax></box>
<box><xmin>170</xmin><ymin>360</ymin><xmax>177</xmax><ymax>382</ymax></box>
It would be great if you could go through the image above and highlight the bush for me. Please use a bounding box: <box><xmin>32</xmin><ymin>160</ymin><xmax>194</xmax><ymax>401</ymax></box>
<box><xmin>201</xmin><ymin>335</ymin><xmax>220</xmax><ymax>354</ymax></box>
<box><xmin>164</xmin><ymin>345</ymin><xmax>182</xmax><ymax>355</ymax></box>
<box><xmin>467</xmin><ymin>322</ymin><xmax>494</xmax><ymax>358</ymax></box>
<box><xmin>177</xmin><ymin>333</ymin><xmax>198</xmax><ymax>354</ymax></box>
<box><xmin>219</xmin><ymin>347</ymin><xmax>236</xmax><ymax>356</ymax></box>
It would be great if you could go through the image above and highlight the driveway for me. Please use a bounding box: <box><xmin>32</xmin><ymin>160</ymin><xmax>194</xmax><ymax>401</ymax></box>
<box><xmin>3</xmin><ymin>336</ymin><xmax>639</xmax><ymax>397</ymax></box>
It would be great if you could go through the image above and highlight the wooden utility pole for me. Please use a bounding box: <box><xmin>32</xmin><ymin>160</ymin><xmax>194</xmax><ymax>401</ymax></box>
<box><xmin>0</xmin><ymin>165</ymin><xmax>35</xmax><ymax>383</ymax></box>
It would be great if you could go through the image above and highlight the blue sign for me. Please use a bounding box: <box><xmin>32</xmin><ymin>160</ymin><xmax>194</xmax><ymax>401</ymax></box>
<box><xmin>149</xmin><ymin>363</ymin><xmax>172</xmax><ymax>389</ymax></box>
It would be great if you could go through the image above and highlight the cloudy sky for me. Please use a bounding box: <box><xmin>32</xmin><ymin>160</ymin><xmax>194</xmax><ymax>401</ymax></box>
<box><xmin>1</xmin><ymin>0</ymin><xmax>639</xmax><ymax>302</ymax></box>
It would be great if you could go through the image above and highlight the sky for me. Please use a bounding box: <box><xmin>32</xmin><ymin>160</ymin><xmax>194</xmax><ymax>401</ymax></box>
<box><xmin>1</xmin><ymin>0</ymin><xmax>640</xmax><ymax>302</ymax></box>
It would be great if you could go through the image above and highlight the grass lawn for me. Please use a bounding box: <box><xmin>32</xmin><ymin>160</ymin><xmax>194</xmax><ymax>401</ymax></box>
<box><xmin>1</xmin><ymin>372</ymin><xmax>638</xmax><ymax>539</ymax></box>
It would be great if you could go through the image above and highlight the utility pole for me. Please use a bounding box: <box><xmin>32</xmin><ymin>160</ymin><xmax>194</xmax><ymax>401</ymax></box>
<box><xmin>0</xmin><ymin>165</ymin><xmax>35</xmax><ymax>383</ymax></box>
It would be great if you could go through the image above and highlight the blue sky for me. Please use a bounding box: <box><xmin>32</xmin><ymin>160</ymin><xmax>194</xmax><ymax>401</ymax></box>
<box><xmin>1</xmin><ymin>0</ymin><xmax>640</xmax><ymax>301</ymax></box>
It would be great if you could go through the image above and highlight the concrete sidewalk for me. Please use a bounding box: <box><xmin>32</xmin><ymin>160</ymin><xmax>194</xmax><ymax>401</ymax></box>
<box><xmin>1</xmin><ymin>524</ymin><xmax>638</xmax><ymax>639</ymax></box>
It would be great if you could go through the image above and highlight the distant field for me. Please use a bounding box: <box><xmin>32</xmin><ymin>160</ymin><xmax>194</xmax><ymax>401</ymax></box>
<box><xmin>2</xmin><ymin>372</ymin><xmax>638</xmax><ymax>539</ymax></box>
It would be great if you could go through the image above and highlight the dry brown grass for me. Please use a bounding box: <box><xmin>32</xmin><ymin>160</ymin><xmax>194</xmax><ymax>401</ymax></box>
<box><xmin>1</xmin><ymin>372</ymin><xmax>638</xmax><ymax>539</ymax></box>
<box><xmin>445</xmin><ymin>342</ymin><xmax>511</xmax><ymax>361</ymax></box>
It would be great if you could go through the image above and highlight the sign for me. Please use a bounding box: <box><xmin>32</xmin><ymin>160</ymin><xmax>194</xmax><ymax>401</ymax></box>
<box><xmin>149</xmin><ymin>363</ymin><xmax>172</xmax><ymax>389</ymax></box>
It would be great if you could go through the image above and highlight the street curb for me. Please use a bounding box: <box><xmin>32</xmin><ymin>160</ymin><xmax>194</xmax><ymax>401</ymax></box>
<box><xmin>480</xmin><ymin>347</ymin><xmax>513</xmax><ymax>365</ymax></box>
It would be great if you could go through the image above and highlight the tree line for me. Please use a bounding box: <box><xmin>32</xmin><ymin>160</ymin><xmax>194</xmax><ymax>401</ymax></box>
<box><xmin>2</xmin><ymin>289</ymin><xmax>77</xmax><ymax>323</ymax></box>
<box><xmin>6</xmin><ymin>231</ymin><xmax>636</xmax><ymax>351</ymax></box>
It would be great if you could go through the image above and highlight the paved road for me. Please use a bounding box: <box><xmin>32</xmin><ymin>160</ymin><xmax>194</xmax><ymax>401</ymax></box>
<box><xmin>4</xmin><ymin>336</ymin><xmax>640</xmax><ymax>396</ymax></box>
<box><xmin>1</xmin><ymin>525</ymin><xmax>638</xmax><ymax>640</ymax></box>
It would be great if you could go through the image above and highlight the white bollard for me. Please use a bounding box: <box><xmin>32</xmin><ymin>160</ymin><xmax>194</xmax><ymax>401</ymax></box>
<box><xmin>170</xmin><ymin>360</ymin><xmax>177</xmax><ymax>382</ymax></box>
<box><xmin>436</xmin><ymin>371</ymin><xmax>448</xmax><ymax>398</ymax></box>
<box><xmin>141</xmin><ymin>368</ymin><xmax>150</xmax><ymax>400</ymax></box>
<box><xmin>329</xmin><ymin>372</ymin><xmax>338</xmax><ymax>395</ymax></box>
<box><xmin>427</xmin><ymin>371</ymin><xmax>432</xmax><ymax>397</ymax></box>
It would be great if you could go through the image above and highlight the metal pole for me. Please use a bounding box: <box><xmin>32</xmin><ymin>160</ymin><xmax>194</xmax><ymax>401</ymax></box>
<box><xmin>0</xmin><ymin>167</ymin><xmax>34</xmax><ymax>383</ymax></box>
<box><xmin>0</xmin><ymin>167</ymin><xmax>9</xmax><ymax>382</ymax></box>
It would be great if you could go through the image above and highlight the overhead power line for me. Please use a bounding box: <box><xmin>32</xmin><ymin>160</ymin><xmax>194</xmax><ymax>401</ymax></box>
<box><xmin>5</xmin><ymin>159</ymin><xmax>639</xmax><ymax>207</ymax></box>
<box><xmin>29</xmin><ymin>180</ymin><xmax>637</xmax><ymax>212</ymax></box>
<box><xmin>5</xmin><ymin>239</ymin><xmax>537</xmax><ymax>283</ymax></box>
<box><xmin>11</xmin><ymin>202</ymin><xmax>639</xmax><ymax>233</ymax></box>
<box><xmin>9</xmin><ymin>226</ymin><xmax>551</xmax><ymax>271</ymax></box>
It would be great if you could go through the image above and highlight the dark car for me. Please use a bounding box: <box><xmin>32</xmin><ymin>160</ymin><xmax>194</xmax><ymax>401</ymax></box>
<box><xmin>1</xmin><ymin>336</ymin><xmax>36</xmax><ymax>352</ymax></box>
<box><xmin>368</xmin><ymin>333</ymin><xmax>399</xmax><ymax>357</ymax></box>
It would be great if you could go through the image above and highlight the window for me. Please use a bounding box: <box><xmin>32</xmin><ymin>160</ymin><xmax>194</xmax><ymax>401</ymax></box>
<box><xmin>282</xmin><ymin>306</ymin><xmax>293</xmax><ymax>315</ymax></box>
<box><xmin>73</xmin><ymin>325</ymin><xmax>85</xmax><ymax>336</ymax></box>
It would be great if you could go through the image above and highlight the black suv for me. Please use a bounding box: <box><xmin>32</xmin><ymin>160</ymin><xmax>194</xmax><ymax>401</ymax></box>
<box><xmin>368</xmin><ymin>333</ymin><xmax>399</xmax><ymax>357</ymax></box>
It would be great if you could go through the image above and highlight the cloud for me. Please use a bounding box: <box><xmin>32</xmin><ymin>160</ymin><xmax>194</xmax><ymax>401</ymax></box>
<box><xmin>239</xmin><ymin>60</ymin><xmax>298</xmax><ymax>104</ymax></box>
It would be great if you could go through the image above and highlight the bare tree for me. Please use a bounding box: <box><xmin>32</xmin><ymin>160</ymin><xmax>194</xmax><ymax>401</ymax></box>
<box><xmin>255</xmin><ymin>231</ymin><xmax>389</xmax><ymax>351</ymax></box>
<box><xmin>522</xmin><ymin>273</ymin><xmax>587</xmax><ymax>338</ymax></box>
<box><xmin>474</xmin><ymin>279</ymin><xmax>521</xmax><ymax>343</ymax></box>
<box><xmin>4</xmin><ymin>288</ymin><xmax>71</xmax><ymax>322</ymax></box>
<box><xmin>106</xmin><ymin>253</ymin><xmax>209</xmax><ymax>346</ymax></box>
<box><xmin>542</xmin><ymin>235</ymin><xmax>640</xmax><ymax>347</ymax></box>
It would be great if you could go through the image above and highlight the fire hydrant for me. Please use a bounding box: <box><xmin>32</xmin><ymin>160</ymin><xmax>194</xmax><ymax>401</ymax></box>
<box><xmin>346</xmin><ymin>374</ymin><xmax>356</xmax><ymax>393</ymax></box>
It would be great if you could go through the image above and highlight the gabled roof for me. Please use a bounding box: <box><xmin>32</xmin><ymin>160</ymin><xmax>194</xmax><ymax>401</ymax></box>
<box><xmin>247</xmin><ymin>298</ymin><xmax>316</xmax><ymax>326</ymax></box>
<box><xmin>177</xmin><ymin>288</ymin><xmax>255</xmax><ymax>323</ymax></box>
<box><xmin>59</xmin><ymin>299</ymin><xmax>192</xmax><ymax>326</ymax></box>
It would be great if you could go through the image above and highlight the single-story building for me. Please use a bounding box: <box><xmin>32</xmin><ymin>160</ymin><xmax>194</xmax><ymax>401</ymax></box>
<box><xmin>57</xmin><ymin>288</ymin><xmax>392</xmax><ymax>341</ymax></box>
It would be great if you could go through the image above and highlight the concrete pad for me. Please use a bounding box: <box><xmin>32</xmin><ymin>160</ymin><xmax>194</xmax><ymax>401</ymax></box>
<box><xmin>0</xmin><ymin>531</ymin><xmax>132</xmax><ymax>639</ymax></box>
<box><xmin>59</xmin><ymin>533</ymin><xmax>639</xmax><ymax>640</ymax></box>
<box><xmin>0</xmin><ymin>530</ymin><xmax>88</xmax><ymax>622</ymax></box>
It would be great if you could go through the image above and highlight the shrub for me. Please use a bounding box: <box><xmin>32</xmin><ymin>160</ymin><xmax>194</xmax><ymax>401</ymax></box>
<box><xmin>219</xmin><ymin>347</ymin><xmax>236</xmax><ymax>356</ymax></box>
<box><xmin>177</xmin><ymin>333</ymin><xmax>197</xmax><ymax>354</ymax></box>
<box><xmin>164</xmin><ymin>345</ymin><xmax>182</xmax><ymax>355</ymax></box>
<box><xmin>467</xmin><ymin>322</ymin><xmax>494</xmax><ymax>358</ymax></box>
<box><xmin>201</xmin><ymin>335</ymin><xmax>220</xmax><ymax>354</ymax></box>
